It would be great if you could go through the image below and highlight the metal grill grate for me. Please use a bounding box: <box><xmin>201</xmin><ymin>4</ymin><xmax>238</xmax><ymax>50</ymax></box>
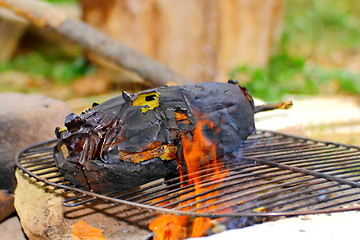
<box><xmin>16</xmin><ymin>130</ymin><xmax>360</xmax><ymax>218</ymax></box>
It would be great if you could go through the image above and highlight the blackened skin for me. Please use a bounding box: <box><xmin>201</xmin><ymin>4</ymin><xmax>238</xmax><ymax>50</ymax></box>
<box><xmin>53</xmin><ymin>81</ymin><xmax>256</xmax><ymax>192</ymax></box>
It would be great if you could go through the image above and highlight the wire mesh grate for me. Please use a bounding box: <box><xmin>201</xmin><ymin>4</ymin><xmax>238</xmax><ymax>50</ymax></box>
<box><xmin>16</xmin><ymin>130</ymin><xmax>360</xmax><ymax>218</ymax></box>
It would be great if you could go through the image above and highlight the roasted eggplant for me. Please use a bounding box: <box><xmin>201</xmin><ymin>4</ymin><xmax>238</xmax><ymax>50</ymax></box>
<box><xmin>54</xmin><ymin>81</ymin><xmax>291</xmax><ymax>192</ymax></box>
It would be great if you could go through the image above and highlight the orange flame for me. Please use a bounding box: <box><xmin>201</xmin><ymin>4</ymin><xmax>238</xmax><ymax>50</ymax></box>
<box><xmin>149</xmin><ymin>119</ymin><xmax>229</xmax><ymax>240</ymax></box>
<box><xmin>72</xmin><ymin>220</ymin><xmax>106</xmax><ymax>240</ymax></box>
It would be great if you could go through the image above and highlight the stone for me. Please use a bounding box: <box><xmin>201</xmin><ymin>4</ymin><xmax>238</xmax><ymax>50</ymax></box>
<box><xmin>0</xmin><ymin>190</ymin><xmax>14</xmax><ymax>222</ymax></box>
<box><xmin>0</xmin><ymin>215</ymin><xmax>27</xmax><ymax>240</ymax></box>
<box><xmin>255</xmin><ymin>96</ymin><xmax>360</xmax><ymax>146</ymax></box>
<box><xmin>15</xmin><ymin>170</ymin><xmax>153</xmax><ymax>240</ymax></box>
<box><xmin>0</xmin><ymin>92</ymin><xmax>70</xmax><ymax>191</ymax></box>
<box><xmin>0</xmin><ymin>93</ymin><xmax>70</xmax><ymax>221</ymax></box>
<box><xmin>188</xmin><ymin>211</ymin><xmax>360</xmax><ymax>240</ymax></box>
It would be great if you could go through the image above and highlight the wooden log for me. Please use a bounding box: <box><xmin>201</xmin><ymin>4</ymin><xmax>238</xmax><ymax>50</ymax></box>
<box><xmin>0</xmin><ymin>0</ymin><xmax>191</xmax><ymax>87</ymax></box>
<box><xmin>0</xmin><ymin>8</ymin><xmax>28</xmax><ymax>62</ymax></box>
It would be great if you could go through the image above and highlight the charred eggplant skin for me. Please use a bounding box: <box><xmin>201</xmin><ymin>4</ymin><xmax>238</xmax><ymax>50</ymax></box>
<box><xmin>54</xmin><ymin>81</ymin><xmax>256</xmax><ymax>192</ymax></box>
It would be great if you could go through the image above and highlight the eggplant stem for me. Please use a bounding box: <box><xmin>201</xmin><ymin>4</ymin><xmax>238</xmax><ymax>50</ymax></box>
<box><xmin>255</xmin><ymin>101</ymin><xmax>293</xmax><ymax>114</ymax></box>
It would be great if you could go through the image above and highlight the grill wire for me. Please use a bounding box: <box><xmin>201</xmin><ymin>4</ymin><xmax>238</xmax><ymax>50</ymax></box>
<box><xmin>16</xmin><ymin>130</ymin><xmax>360</xmax><ymax>218</ymax></box>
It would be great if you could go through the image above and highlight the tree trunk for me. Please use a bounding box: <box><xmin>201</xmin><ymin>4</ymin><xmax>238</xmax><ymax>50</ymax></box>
<box><xmin>80</xmin><ymin>0</ymin><xmax>283</xmax><ymax>83</ymax></box>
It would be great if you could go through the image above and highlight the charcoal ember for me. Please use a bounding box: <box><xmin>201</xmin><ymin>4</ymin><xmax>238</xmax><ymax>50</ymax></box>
<box><xmin>54</xmin><ymin>81</ymin><xmax>257</xmax><ymax>192</ymax></box>
<box><xmin>55</xmin><ymin>156</ymin><xmax>179</xmax><ymax>192</ymax></box>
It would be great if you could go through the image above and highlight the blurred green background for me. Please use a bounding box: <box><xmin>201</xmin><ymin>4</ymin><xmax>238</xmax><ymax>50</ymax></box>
<box><xmin>0</xmin><ymin>0</ymin><xmax>359</xmax><ymax>101</ymax></box>
<box><xmin>230</xmin><ymin>0</ymin><xmax>360</xmax><ymax>101</ymax></box>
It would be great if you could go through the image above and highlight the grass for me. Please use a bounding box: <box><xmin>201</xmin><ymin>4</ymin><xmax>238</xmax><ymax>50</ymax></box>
<box><xmin>282</xmin><ymin>0</ymin><xmax>360</xmax><ymax>55</ymax></box>
<box><xmin>230</xmin><ymin>54</ymin><xmax>360</xmax><ymax>101</ymax></box>
<box><xmin>0</xmin><ymin>51</ymin><xmax>93</xmax><ymax>85</ymax></box>
<box><xmin>1</xmin><ymin>0</ymin><xmax>358</xmax><ymax>100</ymax></box>
<box><xmin>230</xmin><ymin>0</ymin><xmax>360</xmax><ymax>101</ymax></box>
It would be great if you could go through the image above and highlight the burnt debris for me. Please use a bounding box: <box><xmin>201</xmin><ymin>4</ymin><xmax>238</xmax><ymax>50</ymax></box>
<box><xmin>53</xmin><ymin>81</ymin><xmax>291</xmax><ymax>192</ymax></box>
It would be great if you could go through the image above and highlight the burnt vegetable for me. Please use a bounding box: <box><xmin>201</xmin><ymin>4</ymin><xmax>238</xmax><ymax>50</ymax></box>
<box><xmin>54</xmin><ymin>81</ymin><xmax>292</xmax><ymax>192</ymax></box>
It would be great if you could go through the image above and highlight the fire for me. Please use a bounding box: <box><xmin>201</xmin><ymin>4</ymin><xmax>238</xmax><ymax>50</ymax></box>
<box><xmin>72</xmin><ymin>220</ymin><xmax>106</xmax><ymax>240</ymax></box>
<box><xmin>149</xmin><ymin>119</ymin><xmax>229</xmax><ymax>240</ymax></box>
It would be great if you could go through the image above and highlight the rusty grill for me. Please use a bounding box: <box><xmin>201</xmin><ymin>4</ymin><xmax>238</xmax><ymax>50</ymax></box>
<box><xmin>16</xmin><ymin>130</ymin><xmax>360</xmax><ymax>218</ymax></box>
